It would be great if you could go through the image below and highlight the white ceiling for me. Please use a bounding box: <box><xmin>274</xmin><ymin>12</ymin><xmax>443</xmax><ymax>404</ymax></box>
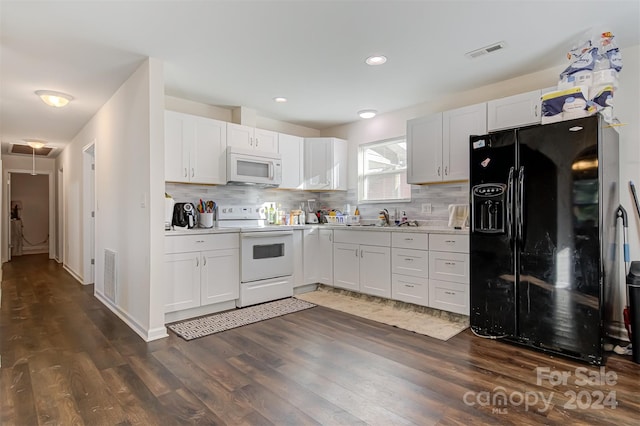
<box><xmin>2</xmin><ymin>1</ymin><xmax>639</xmax><ymax>155</ymax></box>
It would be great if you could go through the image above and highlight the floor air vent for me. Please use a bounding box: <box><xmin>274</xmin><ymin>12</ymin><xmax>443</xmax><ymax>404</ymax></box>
<box><xmin>104</xmin><ymin>249</ymin><xmax>117</xmax><ymax>303</ymax></box>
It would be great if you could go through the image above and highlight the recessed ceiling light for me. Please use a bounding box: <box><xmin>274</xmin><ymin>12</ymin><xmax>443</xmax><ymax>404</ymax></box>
<box><xmin>365</xmin><ymin>55</ymin><xmax>387</xmax><ymax>66</ymax></box>
<box><xmin>273</xmin><ymin>97</ymin><xmax>287</xmax><ymax>103</ymax></box>
<box><xmin>35</xmin><ymin>90</ymin><xmax>73</xmax><ymax>107</ymax></box>
<box><xmin>358</xmin><ymin>110</ymin><xmax>377</xmax><ymax>119</ymax></box>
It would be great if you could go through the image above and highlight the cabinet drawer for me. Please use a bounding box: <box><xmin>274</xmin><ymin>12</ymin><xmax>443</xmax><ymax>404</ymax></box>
<box><xmin>429</xmin><ymin>279</ymin><xmax>468</xmax><ymax>315</ymax></box>
<box><xmin>392</xmin><ymin>274</ymin><xmax>428</xmax><ymax>307</ymax></box>
<box><xmin>428</xmin><ymin>234</ymin><xmax>469</xmax><ymax>253</ymax></box>
<box><xmin>429</xmin><ymin>251</ymin><xmax>469</xmax><ymax>283</ymax></box>
<box><xmin>392</xmin><ymin>232</ymin><xmax>428</xmax><ymax>250</ymax></box>
<box><xmin>165</xmin><ymin>233</ymin><xmax>239</xmax><ymax>254</ymax></box>
<box><xmin>333</xmin><ymin>230</ymin><xmax>390</xmax><ymax>246</ymax></box>
<box><xmin>392</xmin><ymin>248</ymin><xmax>428</xmax><ymax>278</ymax></box>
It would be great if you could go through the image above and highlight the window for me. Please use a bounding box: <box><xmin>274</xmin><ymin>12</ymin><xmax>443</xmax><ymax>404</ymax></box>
<box><xmin>358</xmin><ymin>138</ymin><xmax>411</xmax><ymax>203</ymax></box>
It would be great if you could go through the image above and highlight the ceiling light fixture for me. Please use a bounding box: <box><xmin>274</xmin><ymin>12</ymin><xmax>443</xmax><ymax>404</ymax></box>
<box><xmin>358</xmin><ymin>109</ymin><xmax>377</xmax><ymax>119</ymax></box>
<box><xmin>35</xmin><ymin>90</ymin><xmax>73</xmax><ymax>107</ymax></box>
<box><xmin>365</xmin><ymin>55</ymin><xmax>387</xmax><ymax>66</ymax></box>
<box><xmin>25</xmin><ymin>139</ymin><xmax>46</xmax><ymax>175</ymax></box>
<box><xmin>273</xmin><ymin>97</ymin><xmax>288</xmax><ymax>103</ymax></box>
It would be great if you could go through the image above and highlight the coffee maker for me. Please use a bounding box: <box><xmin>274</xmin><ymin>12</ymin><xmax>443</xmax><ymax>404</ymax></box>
<box><xmin>172</xmin><ymin>202</ymin><xmax>198</xmax><ymax>229</ymax></box>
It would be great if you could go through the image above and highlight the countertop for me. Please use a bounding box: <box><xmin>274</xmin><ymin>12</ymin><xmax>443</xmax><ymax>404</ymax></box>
<box><xmin>165</xmin><ymin>224</ymin><xmax>469</xmax><ymax>236</ymax></box>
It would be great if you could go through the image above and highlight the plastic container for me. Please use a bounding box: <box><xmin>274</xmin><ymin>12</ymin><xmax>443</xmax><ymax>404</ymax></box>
<box><xmin>626</xmin><ymin>261</ymin><xmax>640</xmax><ymax>363</ymax></box>
<box><xmin>199</xmin><ymin>212</ymin><xmax>214</xmax><ymax>228</ymax></box>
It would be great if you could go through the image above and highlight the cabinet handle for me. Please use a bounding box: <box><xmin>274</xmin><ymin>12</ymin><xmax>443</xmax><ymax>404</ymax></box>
<box><xmin>437</xmin><ymin>166</ymin><xmax>441</xmax><ymax>176</ymax></box>
<box><xmin>255</xmin><ymin>137</ymin><xmax>259</xmax><ymax>147</ymax></box>
<box><xmin>404</xmin><ymin>258</ymin><xmax>414</xmax><ymax>262</ymax></box>
<box><xmin>405</xmin><ymin>284</ymin><xmax>415</xmax><ymax>288</ymax></box>
<box><xmin>195</xmin><ymin>257</ymin><xmax>199</xmax><ymax>267</ymax></box>
<box><xmin>195</xmin><ymin>240</ymin><xmax>205</xmax><ymax>243</ymax></box>
<box><xmin>534</xmin><ymin>104</ymin><xmax>538</xmax><ymax>117</ymax></box>
<box><xmin>203</xmin><ymin>257</ymin><xmax>207</xmax><ymax>266</ymax></box>
<box><xmin>249</xmin><ymin>137</ymin><xmax>253</xmax><ymax>147</ymax></box>
<box><xmin>191</xmin><ymin>168</ymin><xmax>195</xmax><ymax>177</ymax></box>
<box><xmin>445</xmin><ymin>240</ymin><xmax>455</xmax><ymax>243</ymax></box>
<box><xmin>444</xmin><ymin>291</ymin><xmax>456</xmax><ymax>295</ymax></box>
<box><xmin>444</xmin><ymin>166</ymin><xmax>448</xmax><ymax>176</ymax></box>
<box><xmin>360</xmin><ymin>249</ymin><xmax>363</xmax><ymax>258</ymax></box>
<box><xmin>184</xmin><ymin>168</ymin><xmax>188</xmax><ymax>178</ymax></box>
<box><xmin>355</xmin><ymin>249</ymin><xmax>358</xmax><ymax>257</ymax></box>
<box><xmin>329</xmin><ymin>233</ymin><xmax>332</xmax><ymax>242</ymax></box>
<box><xmin>404</xmin><ymin>237</ymin><xmax>413</xmax><ymax>241</ymax></box>
<box><xmin>445</xmin><ymin>262</ymin><xmax>456</xmax><ymax>266</ymax></box>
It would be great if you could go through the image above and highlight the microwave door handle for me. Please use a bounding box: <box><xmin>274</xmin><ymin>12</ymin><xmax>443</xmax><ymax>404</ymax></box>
<box><xmin>269</xmin><ymin>162</ymin><xmax>274</xmax><ymax>180</ymax></box>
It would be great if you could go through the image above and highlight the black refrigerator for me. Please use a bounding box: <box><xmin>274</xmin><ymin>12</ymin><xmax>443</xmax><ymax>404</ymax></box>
<box><xmin>469</xmin><ymin>115</ymin><xmax>619</xmax><ymax>365</ymax></box>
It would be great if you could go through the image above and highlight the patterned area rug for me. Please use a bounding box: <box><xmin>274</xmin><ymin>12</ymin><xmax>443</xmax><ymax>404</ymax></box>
<box><xmin>168</xmin><ymin>298</ymin><xmax>316</xmax><ymax>341</ymax></box>
<box><xmin>295</xmin><ymin>285</ymin><xmax>469</xmax><ymax>341</ymax></box>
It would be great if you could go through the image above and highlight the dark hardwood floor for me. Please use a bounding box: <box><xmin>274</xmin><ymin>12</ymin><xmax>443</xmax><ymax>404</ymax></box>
<box><xmin>1</xmin><ymin>254</ymin><xmax>639</xmax><ymax>425</ymax></box>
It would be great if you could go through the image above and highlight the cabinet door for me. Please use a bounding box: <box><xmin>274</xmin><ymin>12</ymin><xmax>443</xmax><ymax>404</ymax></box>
<box><xmin>164</xmin><ymin>252</ymin><xmax>201</xmax><ymax>313</ymax></box>
<box><xmin>279</xmin><ymin>133</ymin><xmax>304</xmax><ymax>189</ymax></box>
<box><xmin>254</xmin><ymin>128</ymin><xmax>279</xmax><ymax>153</ymax></box>
<box><xmin>304</xmin><ymin>138</ymin><xmax>332</xmax><ymax>189</ymax></box>
<box><xmin>200</xmin><ymin>249</ymin><xmax>239</xmax><ymax>305</ymax></box>
<box><xmin>428</xmin><ymin>251</ymin><xmax>469</xmax><ymax>284</ymax></box>
<box><xmin>165</xmin><ymin>111</ymin><xmax>191</xmax><ymax>182</ymax></box>
<box><xmin>191</xmin><ymin>116</ymin><xmax>227</xmax><ymax>184</ymax></box>
<box><xmin>302</xmin><ymin>228</ymin><xmax>318</xmax><ymax>284</ymax></box>
<box><xmin>318</xmin><ymin>229</ymin><xmax>334</xmax><ymax>285</ymax></box>
<box><xmin>333</xmin><ymin>242</ymin><xmax>359</xmax><ymax>291</ymax></box>
<box><xmin>360</xmin><ymin>245</ymin><xmax>391</xmax><ymax>298</ymax></box>
<box><xmin>407</xmin><ymin>113</ymin><xmax>443</xmax><ymax>184</ymax></box>
<box><xmin>487</xmin><ymin>90</ymin><xmax>542</xmax><ymax>132</ymax></box>
<box><xmin>292</xmin><ymin>230</ymin><xmax>304</xmax><ymax>288</ymax></box>
<box><xmin>443</xmin><ymin>103</ymin><xmax>486</xmax><ymax>182</ymax></box>
<box><xmin>332</xmin><ymin>138</ymin><xmax>348</xmax><ymax>190</ymax></box>
<box><xmin>227</xmin><ymin>123</ymin><xmax>254</xmax><ymax>149</ymax></box>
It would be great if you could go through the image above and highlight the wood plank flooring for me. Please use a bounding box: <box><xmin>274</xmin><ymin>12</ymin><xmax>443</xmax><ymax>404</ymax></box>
<box><xmin>1</xmin><ymin>254</ymin><xmax>639</xmax><ymax>425</ymax></box>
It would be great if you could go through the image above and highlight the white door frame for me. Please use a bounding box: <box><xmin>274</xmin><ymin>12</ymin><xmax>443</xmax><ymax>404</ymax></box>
<box><xmin>4</xmin><ymin>169</ymin><xmax>56</xmax><ymax>262</ymax></box>
<box><xmin>82</xmin><ymin>141</ymin><xmax>96</xmax><ymax>285</ymax></box>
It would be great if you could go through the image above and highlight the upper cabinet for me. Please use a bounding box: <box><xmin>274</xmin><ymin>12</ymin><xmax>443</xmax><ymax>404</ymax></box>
<box><xmin>165</xmin><ymin>111</ymin><xmax>227</xmax><ymax>184</ymax></box>
<box><xmin>278</xmin><ymin>133</ymin><xmax>304</xmax><ymax>190</ymax></box>
<box><xmin>304</xmin><ymin>137</ymin><xmax>347</xmax><ymax>191</ymax></box>
<box><xmin>227</xmin><ymin>123</ymin><xmax>278</xmax><ymax>153</ymax></box>
<box><xmin>407</xmin><ymin>103</ymin><xmax>486</xmax><ymax>184</ymax></box>
<box><xmin>487</xmin><ymin>89</ymin><xmax>541</xmax><ymax>132</ymax></box>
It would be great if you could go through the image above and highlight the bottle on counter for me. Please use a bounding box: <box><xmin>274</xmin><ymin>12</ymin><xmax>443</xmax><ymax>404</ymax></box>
<box><xmin>300</xmin><ymin>210</ymin><xmax>306</xmax><ymax>224</ymax></box>
<box><xmin>354</xmin><ymin>206</ymin><xmax>360</xmax><ymax>216</ymax></box>
<box><xmin>268</xmin><ymin>203</ymin><xmax>275</xmax><ymax>224</ymax></box>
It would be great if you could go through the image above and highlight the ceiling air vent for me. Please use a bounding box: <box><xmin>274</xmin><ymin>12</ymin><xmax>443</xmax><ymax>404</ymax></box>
<box><xmin>465</xmin><ymin>41</ymin><xmax>506</xmax><ymax>59</ymax></box>
<box><xmin>10</xmin><ymin>144</ymin><xmax>54</xmax><ymax>156</ymax></box>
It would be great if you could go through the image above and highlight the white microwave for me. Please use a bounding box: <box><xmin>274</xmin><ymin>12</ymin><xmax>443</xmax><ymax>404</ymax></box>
<box><xmin>226</xmin><ymin>147</ymin><xmax>282</xmax><ymax>187</ymax></box>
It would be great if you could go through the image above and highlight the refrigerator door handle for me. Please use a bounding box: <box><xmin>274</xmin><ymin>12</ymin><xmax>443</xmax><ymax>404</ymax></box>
<box><xmin>506</xmin><ymin>166</ymin><xmax>515</xmax><ymax>242</ymax></box>
<box><xmin>517</xmin><ymin>166</ymin><xmax>525</xmax><ymax>244</ymax></box>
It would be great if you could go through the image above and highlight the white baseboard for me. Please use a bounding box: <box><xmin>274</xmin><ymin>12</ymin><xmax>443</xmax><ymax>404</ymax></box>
<box><xmin>94</xmin><ymin>291</ymin><xmax>168</xmax><ymax>342</ymax></box>
<box><xmin>63</xmin><ymin>264</ymin><xmax>84</xmax><ymax>284</ymax></box>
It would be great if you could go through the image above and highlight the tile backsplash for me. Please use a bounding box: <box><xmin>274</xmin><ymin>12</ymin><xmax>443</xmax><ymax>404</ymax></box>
<box><xmin>165</xmin><ymin>182</ymin><xmax>469</xmax><ymax>225</ymax></box>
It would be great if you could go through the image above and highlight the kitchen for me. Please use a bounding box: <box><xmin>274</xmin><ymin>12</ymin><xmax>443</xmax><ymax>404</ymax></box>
<box><xmin>1</xmin><ymin>1</ymin><xmax>640</xmax><ymax>423</ymax></box>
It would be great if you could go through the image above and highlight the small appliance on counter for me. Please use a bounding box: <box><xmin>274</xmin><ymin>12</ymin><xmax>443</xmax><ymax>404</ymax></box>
<box><xmin>306</xmin><ymin>199</ymin><xmax>319</xmax><ymax>224</ymax></box>
<box><xmin>164</xmin><ymin>194</ymin><xmax>175</xmax><ymax>230</ymax></box>
<box><xmin>172</xmin><ymin>202</ymin><xmax>198</xmax><ymax>229</ymax></box>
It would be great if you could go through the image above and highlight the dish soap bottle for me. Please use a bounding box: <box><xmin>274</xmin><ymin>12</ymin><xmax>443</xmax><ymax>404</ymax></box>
<box><xmin>354</xmin><ymin>206</ymin><xmax>360</xmax><ymax>216</ymax></box>
<box><xmin>268</xmin><ymin>203</ymin><xmax>275</xmax><ymax>224</ymax></box>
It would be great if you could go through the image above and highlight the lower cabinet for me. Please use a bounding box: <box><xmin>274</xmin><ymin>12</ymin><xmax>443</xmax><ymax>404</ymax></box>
<box><xmin>318</xmin><ymin>229</ymin><xmax>334</xmax><ymax>285</ymax></box>
<box><xmin>333</xmin><ymin>230</ymin><xmax>391</xmax><ymax>298</ymax></box>
<box><xmin>164</xmin><ymin>233</ymin><xmax>239</xmax><ymax>313</ymax></box>
<box><xmin>427</xmin><ymin>234</ymin><xmax>469</xmax><ymax>315</ymax></box>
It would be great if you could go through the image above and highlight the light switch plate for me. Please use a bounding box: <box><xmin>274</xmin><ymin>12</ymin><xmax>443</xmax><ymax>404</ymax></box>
<box><xmin>422</xmin><ymin>203</ymin><xmax>432</xmax><ymax>214</ymax></box>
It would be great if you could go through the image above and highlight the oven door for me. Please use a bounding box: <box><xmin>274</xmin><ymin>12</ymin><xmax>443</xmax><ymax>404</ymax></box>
<box><xmin>241</xmin><ymin>230</ymin><xmax>293</xmax><ymax>282</ymax></box>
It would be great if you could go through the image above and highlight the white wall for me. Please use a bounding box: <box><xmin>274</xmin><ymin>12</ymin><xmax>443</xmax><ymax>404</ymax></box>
<box><xmin>57</xmin><ymin>58</ymin><xmax>167</xmax><ymax>342</ymax></box>
<box><xmin>1</xmin><ymin>154</ymin><xmax>57</xmax><ymax>261</ymax></box>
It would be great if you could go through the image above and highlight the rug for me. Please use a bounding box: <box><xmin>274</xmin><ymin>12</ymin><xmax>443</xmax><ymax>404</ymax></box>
<box><xmin>295</xmin><ymin>285</ymin><xmax>469</xmax><ymax>341</ymax></box>
<box><xmin>168</xmin><ymin>298</ymin><xmax>316</xmax><ymax>340</ymax></box>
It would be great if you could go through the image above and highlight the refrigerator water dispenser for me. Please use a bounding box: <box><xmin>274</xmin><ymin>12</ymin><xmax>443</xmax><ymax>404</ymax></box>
<box><xmin>472</xmin><ymin>183</ymin><xmax>506</xmax><ymax>233</ymax></box>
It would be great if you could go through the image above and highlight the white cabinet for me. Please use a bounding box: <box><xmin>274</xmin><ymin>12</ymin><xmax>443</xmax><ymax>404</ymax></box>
<box><xmin>302</xmin><ymin>227</ymin><xmax>319</xmax><ymax>284</ymax></box>
<box><xmin>487</xmin><ymin>90</ymin><xmax>542</xmax><ymax>131</ymax></box>
<box><xmin>165</xmin><ymin>110</ymin><xmax>227</xmax><ymax>184</ymax></box>
<box><xmin>164</xmin><ymin>233</ymin><xmax>240</xmax><ymax>313</ymax></box>
<box><xmin>318</xmin><ymin>229</ymin><xmax>334</xmax><ymax>285</ymax></box>
<box><xmin>428</xmin><ymin>233</ymin><xmax>469</xmax><ymax>315</ymax></box>
<box><xmin>391</xmin><ymin>232</ymin><xmax>429</xmax><ymax>306</ymax></box>
<box><xmin>304</xmin><ymin>137</ymin><xmax>347</xmax><ymax>190</ymax></box>
<box><xmin>333</xmin><ymin>230</ymin><xmax>391</xmax><ymax>297</ymax></box>
<box><xmin>279</xmin><ymin>133</ymin><xmax>304</xmax><ymax>189</ymax></box>
<box><xmin>292</xmin><ymin>229</ymin><xmax>304</xmax><ymax>288</ymax></box>
<box><xmin>227</xmin><ymin>123</ymin><xmax>278</xmax><ymax>153</ymax></box>
<box><xmin>407</xmin><ymin>103</ymin><xmax>485</xmax><ymax>184</ymax></box>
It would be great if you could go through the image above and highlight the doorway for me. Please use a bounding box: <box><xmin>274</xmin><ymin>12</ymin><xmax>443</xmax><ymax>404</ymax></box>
<box><xmin>82</xmin><ymin>143</ymin><xmax>95</xmax><ymax>285</ymax></box>
<box><xmin>9</xmin><ymin>173</ymin><xmax>50</xmax><ymax>259</ymax></box>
